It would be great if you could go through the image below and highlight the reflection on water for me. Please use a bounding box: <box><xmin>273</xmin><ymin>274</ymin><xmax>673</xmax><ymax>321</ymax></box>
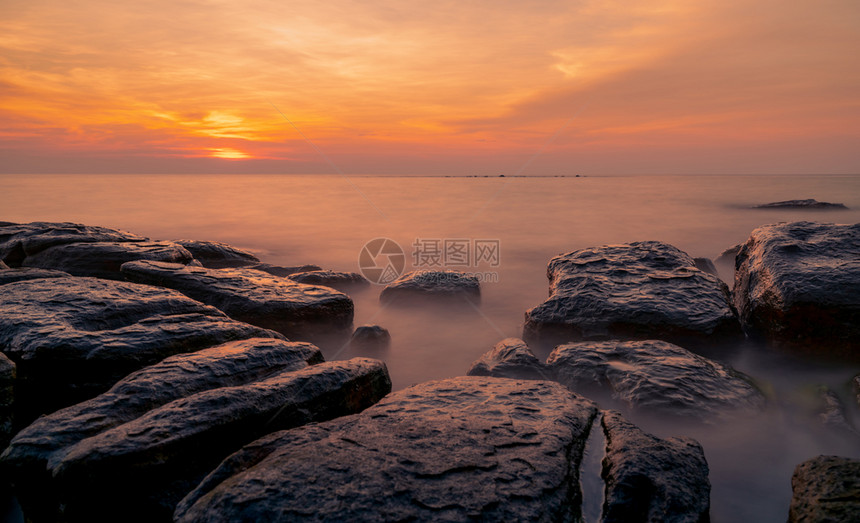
<box><xmin>1</xmin><ymin>173</ymin><xmax>859</xmax><ymax>521</ymax></box>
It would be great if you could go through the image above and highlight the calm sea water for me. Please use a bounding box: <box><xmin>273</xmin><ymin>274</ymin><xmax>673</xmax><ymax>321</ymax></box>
<box><xmin>2</xmin><ymin>173</ymin><xmax>859</xmax><ymax>521</ymax></box>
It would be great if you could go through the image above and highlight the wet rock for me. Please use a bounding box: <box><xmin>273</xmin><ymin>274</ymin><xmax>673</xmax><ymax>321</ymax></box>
<box><xmin>0</xmin><ymin>353</ymin><xmax>14</xmax><ymax>448</ymax></box>
<box><xmin>379</xmin><ymin>270</ymin><xmax>481</xmax><ymax>304</ymax></box>
<box><xmin>523</xmin><ymin>241</ymin><xmax>743</xmax><ymax>348</ymax></box>
<box><xmin>0</xmin><ymin>260</ymin><xmax>7</xmax><ymax>269</ymax></box>
<box><xmin>288</xmin><ymin>269</ymin><xmax>370</xmax><ymax>292</ymax></box>
<box><xmin>22</xmin><ymin>241</ymin><xmax>194</xmax><ymax>280</ymax></box>
<box><xmin>854</xmin><ymin>374</ymin><xmax>860</xmax><ymax>408</ymax></box>
<box><xmin>172</xmin><ymin>239</ymin><xmax>260</xmax><ymax>268</ymax></box>
<box><xmin>466</xmin><ymin>338</ymin><xmax>549</xmax><ymax>380</ymax></box>
<box><xmin>175</xmin><ymin>377</ymin><xmax>598</xmax><ymax>522</ymax></box>
<box><xmin>245</xmin><ymin>263</ymin><xmax>323</xmax><ymax>277</ymax></box>
<box><xmin>46</xmin><ymin>358</ymin><xmax>390</xmax><ymax>522</ymax></box>
<box><xmin>755</xmin><ymin>199</ymin><xmax>847</xmax><ymax>209</ymax></box>
<box><xmin>547</xmin><ymin>340</ymin><xmax>764</xmax><ymax>421</ymax></box>
<box><xmin>349</xmin><ymin>325</ymin><xmax>391</xmax><ymax>348</ymax></box>
<box><xmin>601</xmin><ymin>410</ymin><xmax>710</xmax><ymax>523</ymax></box>
<box><xmin>121</xmin><ymin>261</ymin><xmax>354</xmax><ymax>340</ymax></box>
<box><xmin>0</xmin><ymin>222</ymin><xmax>146</xmax><ymax>267</ymax></box>
<box><xmin>0</xmin><ymin>267</ymin><xmax>71</xmax><ymax>285</ymax></box>
<box><xmin>732</xmin><ymin>222</ymin><xmax>860</xmax><ymax>356</ymax></box>
<box><xmin>0</xmin><ymin>277</ymin><xmax>283</xmax><ymax>418</ymax></box>
<box><xmin>693</xmin><ymin>257</ymin><xmax>718</xmax><ymax>277</ymax></box>
<box><xmin>803</xmin><ymin>385</ymin><xmax>860</xmax><ymax>438</ymax></box>
<box><xmin>789</xmin><ymin>455</ymin><xmax>860</xmax><ymax>522</ymax></box>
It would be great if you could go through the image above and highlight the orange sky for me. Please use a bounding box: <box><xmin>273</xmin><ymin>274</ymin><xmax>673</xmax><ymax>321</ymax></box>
<box><xmin>2</xmin><ymin>0</ymin><xmax>859</xmax><ymax>174</ymax></box>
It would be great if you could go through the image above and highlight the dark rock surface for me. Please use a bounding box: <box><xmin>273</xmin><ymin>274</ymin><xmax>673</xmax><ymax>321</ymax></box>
<box><xmin>379</xmin><ymin>270</ymin><xmax>481</xmax><ymax>304</ymax></box>
<box><xmin>288</xmin><ymin>269</ymin><xmax>370</xmax><ymax>291</ymax></box>
<box><xmin>466</xmin><ymin>338</ymin><xmax>549</xmax><ymax>380</ymax></box>
<box><xmin>172</xmin><ymin>239</ymin><xmax>260</xmax><ymax>268</ymax></box>
<box><xmin>547</xmin><ymin>340</ymin><xmax>765</xmax><ymax>421</ymax></box>
<box><xmin>176</xmin><ymin>377</ymin><xmax>598</xmax><ymax>522</ymax></box>
<box><xmin>789</xmin><ymin>455</ymin><xmax>860</xmax><ymax>522</ymax></box>
<box><xmin>714</xmin><ymin>243</ymin><xmax>743</xmax><ymax>281</ymax></box>
<box><xmin>693</xmin><ymin>257</ymin><xmax>718</xmax><ymax>277</ymax></box>
<box><xmin>245</xmin><ymin>263</ymin><xmax>323</xmax><ymax>277</ymax></box>
<box><xmin>755</xmin><ymin>199</ymin><xmax>847</xmax><ymax>209</ymax></box>
<box><xmin>523</xmin><ymin>241</ymin><xmax>743</xmax><ymax>348</ymax></box>
<box><xmin>854</xmin><ymin>374</ymin><xmax>860</xmax><ymax>408</ymax></box>
<box><xmin>601</xmin><ymin>410</ymin><xmax>710</xmax><ymax>523</ymax></box>
<box><xmin>350</xmin><ymin>325</ymin><xmax>391</xmax><ymax>347</ymax></box>
<box><xmin>121</xmin><ymin>261</ymin><xmax>354</xmax><ymax>340</ymax></box>
<box><xmin>0</xmin><ymin>267</ymin><xmax>71</xmax><ymax>285</ymax></box>
<box><xmin>0</xmin><ymin>353</ymin><xmax>14</xmax><ymax>448</ymax></box>
<box><xmin>22</xmin><ymin>241</ymin><xmax>194</xmax><ymax>279</ymax></box>
<box><xmin>0</xmin><ymin>260</ymin><xmax>7</xmax><ymax>269</ymax></box>
<box><xmin>732</xmin><ymin>221</ymin><xmax>860</xmax><ymax>356</ymax></box>
<box><xmin>0</xmin><ymin>277</ymin><xmax>283</xmax><ymax>418</ymax></box>
<box><xmin>0</xmin><ymin>222</ymin><xmax>146</xmax><ymax>267</ymax></box>
<box><xmin>33</xmin><ymin>358</ymin><xmax>390</xmax><ymax>522</ymax></box>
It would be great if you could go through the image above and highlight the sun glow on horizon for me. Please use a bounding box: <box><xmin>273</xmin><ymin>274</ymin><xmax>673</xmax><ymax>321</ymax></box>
<box><xmin>209</xmin><ymin>148</ymin><xmax>251</xmax><ymax>160</ymax></box>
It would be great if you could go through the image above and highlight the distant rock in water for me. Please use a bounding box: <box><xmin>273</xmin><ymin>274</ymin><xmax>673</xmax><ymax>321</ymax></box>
<box><xmin>523</xmin><ymin>241</ymin><xmax>743</xmax><ymax>349</ymax></box>
<box><xmin>349</xmin><ymin>325</ymin><xmax>391</xmax><ymax>348</ymax></box>
<box><xmin>789</xmin><ymin>455</ymin><xmax>860</xmax><ymax>522</ymax></box>
<box><xmin>693</xmin><ymin>257</ymin><xmax>719</xmax><ymax>277</ymax></box>
<box><xmin>466</xmin><ymin>338</ymin><xmax>549</xmax><ymax>380</ymax></box>
<box><xmin>172</xmin><ymin>239</ymin><xmax>260</xmax><ymax>268</ymax></box>
<box><xmin>288</xmin><ymin>269</ymin><xmax>370</xmax><ymax>292</ymax></box>
<box><xmin>244</xmin><ymin>262</ymin><xmax>323</xmax><ymax>277</ymax></box>
<box><xmin>732</xmin><ymin>221</ymin><xmax>860</xmax><ymax>357</ymax></box>
<box><xmin>754</xmin><ymin>199</ymin><xmax>847</xmax><ymax>209</ymax></box>
<box><xmin>380</xmin><ymin>270</ymin><xmax>481</xmax><ymax>305</ymax></box>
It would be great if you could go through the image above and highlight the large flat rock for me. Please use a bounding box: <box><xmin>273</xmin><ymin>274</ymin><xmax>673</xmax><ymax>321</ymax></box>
<box><xmin>0</xmin><ymin>277</ymin><xmax>283</xmax><ymax>418</ymax></box>
<box><xmin>0</xmin><ymin>267</ymin><xmax>71</xmax><ymax>285</ymax></box>
<box><xmin>0</xmin><ymin>222</ymin><xmax>146</xmax><ymax>266</ymax></box>
<box><xmin>121</xmin><ymin>261</ymin><xmax>354</xmax><ymax>340</ymax></box>
<box><xmin>789</xmin><ymin>455</ymin><xmax>860</xmax><ymax>522</ymax></box>
<box><xmin>175</xmin><ymin>377</ymin><xmax>599</xmax><ymax>522</ymax></box>
<box><xmin>23</xmin><ymin>240</ymin><xmax>194</xmax><ymax>279</ymax></box>
<box><xmin>601</xmin><ymin>410</ymin><xmax>710</xmax><ymax>522</ymax></box>
<box><xmin>171</xmin><ymin>239</ymin><xmax>260</xmax><ymax>268</ymax></box>
<box><xmin>380</xmin><ymin>270</ymin><xmax>481</xmax><ymax>305</ymax></box>
<box><xmin>523</xmin><ymin>241</ymin><xmax>743</xmax><ymax>349</ymax></box>
<box><xmin>732</xmin><ymin>221</ymin><xmax>860</xmax><ymax>357</ymax></box>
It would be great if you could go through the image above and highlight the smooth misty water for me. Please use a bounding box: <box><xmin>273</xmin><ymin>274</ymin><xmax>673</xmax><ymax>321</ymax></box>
<box><xmin>2</xmin><ymin>173</ymin><xmax>859</xmax><ymax>521</ymax></box>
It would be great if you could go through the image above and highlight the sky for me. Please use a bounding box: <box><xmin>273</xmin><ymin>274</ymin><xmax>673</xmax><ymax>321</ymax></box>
<box><xmin>1</xmin><ymin>0</ymin><xmax>859</xmax><ymax>175</ymax></box>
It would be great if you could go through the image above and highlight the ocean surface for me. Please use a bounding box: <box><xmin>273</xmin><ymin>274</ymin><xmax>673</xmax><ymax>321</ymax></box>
<box><xmin>2</xmin><ymin>173</ymin><xmax>859</xmax><ymax>521</ymax></box>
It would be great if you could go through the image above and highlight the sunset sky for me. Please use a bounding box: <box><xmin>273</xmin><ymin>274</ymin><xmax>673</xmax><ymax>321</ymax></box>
<box><xmin>2</xmin><ymin>0</ymin><xmax>858</xmax><ymax>175</ymax></box>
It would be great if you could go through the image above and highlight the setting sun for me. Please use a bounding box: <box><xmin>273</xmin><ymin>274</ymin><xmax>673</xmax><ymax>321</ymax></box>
<box><xmin>208</xmin><ymin>148</ymin><xmax>251</xmax><ymax>160</ymax></box>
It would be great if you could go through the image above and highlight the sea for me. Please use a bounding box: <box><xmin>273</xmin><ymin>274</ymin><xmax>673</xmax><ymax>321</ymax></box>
<box><xmin>1</xmin><ymin>173</ymin><xmax>859</xmax><ymax>521</ymax></box>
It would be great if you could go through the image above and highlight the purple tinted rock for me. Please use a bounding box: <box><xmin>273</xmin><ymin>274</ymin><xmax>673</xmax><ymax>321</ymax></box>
<box><xmin>0</xmin><ymin>267</ymin><xmax>71</xmax><ymax>285</ymax></box>
<box><xmin>22</xmin><ymin>241</ymin><xmax>194</xmax><ymax>280</ymax></box>
<box><xmin>0</xmin><ymin>222</ymin><xmax>146</xmax><ymax>267</ymax></box>
<box><xmin>466</xmin><ymin>338</ymin><xmax>550</xmax><ymax>380</ymax></box>
<box><xmin>172</xmin><ymin>239</ymin><xmax>260</xmax><ymax>268</ymax></box>
<box><xmin>789</xmin><ymin>455</ymin><xmax>860</xmax><ymax>522</ymax></box>
<box><xmin>350</xmin><ymin>325</ymin><xmax>391</xmax><ymax>347</ymax></box>
<box><xmin>288</xmin><ymin>270</ymin><xmax>370</xmax><ymax>292</ymax></box>
<box><xmin>380</xmin><ymin>270</ymin><xmax>481</xmax><ymax>304</ymax></box>
<box><xmin>0</xmin><ymin>353</ymin><xmax>15</xmax><ymax>447</ymax></box>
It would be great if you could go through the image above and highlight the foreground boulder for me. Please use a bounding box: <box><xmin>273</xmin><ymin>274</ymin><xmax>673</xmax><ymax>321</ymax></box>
<box><xmin>754</xmin><ymin>199</ymin><xmax>847</xmax><ymax>209</ymax></box>
<box><xmin>0</xmin><ymin>353</ymin><xmax>14</xmax><ymax>448</ymax></box>
<box><xmin>523</xmin><ymin>241</ymin><xmax>743</xmax><ymax>349</ymax></box>
<box><xmin>0</xmin><ymin>277</ymin><xmax>282</xmax><ymax>418</ymax></box>
<box><xmin>171</xmin><ymin>239</ymin><xmax>259</xmax><ymax>268</ymax></box>
<box><xmin>121</xmin><ymin>261</ymin><xmax>354</xmax><ymax>340</ymax></box>
<box><xmin>467</xmin><ymin>338</ymin><xmax>548</xmax><ymax>380</ymax></box>
<box><xmin>601</xmin><ymin>410</ymin><xmax>710</xmax><ymax>522</ymax></box>
<box><xmin>0</xmin><ymin>267</ymin><xmax>70</xmax><ymax>285</ymax></box>
<box><xmin>380</xmin><ymin>270</ymin><xmax>481</xmax><ymax>304</ymax></box>
<box><xmin>789</xmin><ymin>455</ymin><xmax>860</xmax><ymax>522</ymax></box>
<box><xmin>0</xmin><ymin>222</ymin><xmax>146</xmax><ymax>267</ymax></box>
<box><xmin>288</xmin><ymin>269</ymin><xmax>370</xmax><ymax>292</ymax></box>
<box><xmin>23</xmin><ymin>240</ymin><xmax>195</xmax><ymax>279</ymax></box>
<box><xmin>732</xmin><ymin>222</ymin><xmax>860</xmax><ymax>356</ymax></box>
<box><xmin>176</xmin><ymin>377</ymin><xmax>598</xmax><ymax>522</ymax></box>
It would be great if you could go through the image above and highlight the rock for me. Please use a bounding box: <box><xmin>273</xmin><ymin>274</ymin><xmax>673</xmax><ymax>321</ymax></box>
<box><xmin>379</xmin><ymin>270</ymin><xmax>481</xmax><ymax>304</ymax></box>
<box><xmin>0</xmin><ymin>260</ymin><xmax>7</xmax><ymax>269</ymax></box>
<box><xmin>349</xmin><ymin>325</ymin><xmax>391</xmax><ymax>348</ymax></box>
<box><xmin>0</xmin><ymin>267</ymin><xmax>71</xmax><ymax>285</ymax></box>
<box><xmin>245</xmin><ymin>263</ymin><xmax>323</xmax><ymax>277</ymax></box>
<box><xmin>288</xmin><ymin>269</ymin><xmax>370</xmax><ymax>292</ymax></box>
<box><xmin>22</xmin><ymin>241</ymin><xmax>195</xmax><ymax>280</ymax></box>
<box><xmin>601</xmin><ymin>410</ymin><xmax>710</xmax><ymax>523</ymax></box>
<box><xmin>754</xmin><ymin>199</ymin><xmax>847</xmax><ymax>209</ymax></box>
<box><xmin>854</xmin><ymin>375</ymin><xmax>860</xmax><ymax>408</ymax></box>
<box><xmin>171</xmin><ymin>239</ymin><xmax>260</xmax><ymax>268</ymax></box>
<box><xmin>175</xmin><ymin>377</ymin><xmax>598</xmax><ymax>522</ymax></box>
<box><xmin>0</xmin><ymin>222</ymin><xmax>145</xmax><ymax>267</ymax></box>
<box><xmin>693</xmin><ymin>257</ymin><xmax>719</xmax><ymax>277</ymax></box>
<box><xmin>789</xmin><ymin>455</ymin><xmax>860</xmax><ymax>522</ymax></box>
<box><xmin>0</xmin><ymin>353</ymin><xmax>14</xmax><ymax>448</ymax></box>
<box><xmin>546</xmin><ymin>340</ymin><xmax>765</xmax><ymax>421</ymax></box>
<box><xmin>523</xmin><ymin>241</ymin><xmax>743</xmax><ymax>348</ymax></box>
<box><xmin>0</xmin><ymin>277</ymin><xmax>283</xmax><ymax>419</ymax></box>
<box><xmin>121</xmin><ymin>261</ymin><xmax>354</xmax><ymax>340</ymax></box>
<box><xmin>802</xmin><ymin>385</ymin><xmax>860</xmax><ymax>438</ymax></box>
<box><xmin>714</xmin><ymin>243</ymin><xmax>743</xmax><ymax>281</ymax></box>
<box><xmin>466</xmin><ymin>338</ymin><xmax>549</xmax><ymax>380</ymax></box>
<box><xmin>42</xmin><ymin>358</ymin><xmax>390</xmax><ymax>521</ymax></box>
<box><xmin>732</xmin><ymin>222</ymin><xmax>860</xmax><ymax>356</ymax></box>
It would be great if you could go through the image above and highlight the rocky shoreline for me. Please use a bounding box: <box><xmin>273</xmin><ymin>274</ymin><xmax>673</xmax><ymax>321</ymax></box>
<box><xmin>0</xmin><ymin>220</ymin><xmax>858</xmax><ymax>521</ymax></box>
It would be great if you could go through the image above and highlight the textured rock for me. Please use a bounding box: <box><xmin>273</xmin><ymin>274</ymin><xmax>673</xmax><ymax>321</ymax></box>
<box><xmin>523</xmin><ymin>241</ymin><xmax>743</xmax><ymax>348</ymax></box>
<box><xmin>854</xmin><ymin>374</ymin><xmax>860</xmax><ymax>408</ymax></box>
<box><xmin>0</xmin><ymin>353</ymin><xmax>15</xmax><ymax>448</ymax></box>
<box><xmin>288</xmin><ymin>269</ymin><xmax>370</xmax><ymax>292</ymax></box>
<box><xmin>467</xmin><ymin>338</ymin><xmax>549</xmax><ymax>380</ymax></box>
<box><xmin>0</xmin><ymin>260</ymin><xmax>8</xmax><ymax>269</ymax></box>
<box><xmin>547</xmin><ymin>340</ymin><xmax>765</xmax><ymax>421</ymax></box>
<box><xmin>22</xmin><ymin>241</ymin><xmax>194</xmax><ymax>280</ymax></box>
<box><xmin>380</xmin><ymin>270</ymin><xmax>481</xmax><ymax>304</ymax></box>
<box><xmin>732</xmin><ymin>222</ymin><xmax>860</xmax><ymax>356</ymax></box>
<box><xmin>121</xmin><ymin>260</ymin><xmax>354</xmax><ymax>340</ymax></box>
<box><xmin>245</xmin><ymin>263</ymin><xmax>323</xmax><ymax>277</ymax></box>
<box><xmin>172</xmin><ymin>239</ymin><xmax>260</xmax><ymax>268</ymax></box>
<box><xmin>0</xmin><ymin>267</ymin><xmax>71</xmax><ymax>285</ymax></box>
<box><xmin>601</xmin><ymin>410</ymin><xmax>710</xmax><ymax>523</ymax></box>
<box><xmin>0</xmin><ymin>277</ymin><xmax>283</xmax><ymax>418</ymax></box>
<box><xmin>789</xmin><ymin>455</ymin><xmax>860</xmax><ymax>522</ymax></box>
<box><xmin>49</xmin><ymin>358</ymin><xmax>390</xmax><ymax>522</ymax></box>
<box><xmin>0</xmin><ymin>222</ymin><xmax>145</xmax><ymax>267</ymax></box>
<box><xmin>755</xmin><ymin>199</ymin><xmax>847</xmax><ymax>209</ymax></box>
<box><xmin>176</xmin><ymin>377</ymin><xmax>598</xmax><ymax>522</ymax></box>
<box><xmin>350</xmin><ymin>325</ymin><xmax>391</xmax><ymax>347</ymax></box>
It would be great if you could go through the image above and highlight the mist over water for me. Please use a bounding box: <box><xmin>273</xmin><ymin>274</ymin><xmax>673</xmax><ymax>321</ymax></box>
<box><xmin>2</xmin><ymin>173</ymin><xmax>859</xmax><ymax>521</ymax></box>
